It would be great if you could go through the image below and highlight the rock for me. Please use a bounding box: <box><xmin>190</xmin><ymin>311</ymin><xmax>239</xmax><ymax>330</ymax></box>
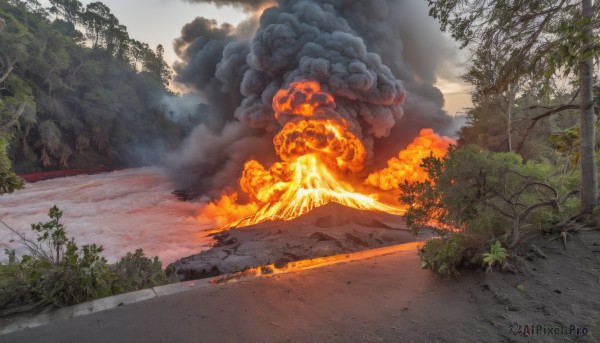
<box><xmin>344</xmin><ymin>232</ymin><xmax>370</xmax><ymax>247</ymax></box>
<box><xmin>310</xmin><ymin>232</ymin><xmax>339</xmax><ymax>242</ymax></box>
<box><xmin>274</xmin><ymin>258</ymin><xmax>291</xmax><ymax>269</ymax></box>
<box><xmin>169</xmin><ymin>203</ymin><xmax>429</xmax><ymax>281</ymax></box>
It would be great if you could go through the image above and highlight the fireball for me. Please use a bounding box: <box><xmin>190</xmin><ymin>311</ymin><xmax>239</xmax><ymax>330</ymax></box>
<box><xmin>198</xmin><ymin>80</ymin><xmax>455</xmax><ymax>229</ymax></box>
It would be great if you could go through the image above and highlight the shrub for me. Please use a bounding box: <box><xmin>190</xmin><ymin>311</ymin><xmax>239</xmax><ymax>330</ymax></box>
<box><xmin>0</xmin><ymin>206</ymin><xmax>174</xmax><ymax>316</ymax></box>
<box><xmin>401</xmin><ymin>146</ymin><xmax>579</xmax><ymax>244</ymax></box>
<box><xmin>402</xmin><ymin>146</ymin><xmax>580</xmax><ymax>276</ymax></box>
<box><xmin>111</xmin><ymin>249</ymin><xmax>174</xmax><ymax>294</ymax></box>
<box><xmin>418</xmin><ymin>235</ymin><xmax>465</xmax><ymax>278</ymax></box>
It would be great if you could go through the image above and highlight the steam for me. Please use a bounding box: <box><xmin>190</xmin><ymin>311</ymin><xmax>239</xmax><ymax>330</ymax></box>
<box><xmin>168</xmin><ymin>0</ymin><xmax>460</xmax><ymax>193</ymax></box>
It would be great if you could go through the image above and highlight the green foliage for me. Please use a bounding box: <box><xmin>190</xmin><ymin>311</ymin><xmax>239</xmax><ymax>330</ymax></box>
<box><xmin>402</xmin><ymin>146</ymin><xmax>579</xmax><ymax>238</ymax></box>
<box><xmin>550</xmin><ymin>119</ymin><xmax>600</xmax><ymax>171</ymax></box>
<box><xmin>0</xmin><ymin>1</ymin><xmax>189</xmax><ymax>173</ymax></box>
<box><xmin>418</xmin><ymin>235</ymin><xmax>468</xmax><ymax>278</ymax></box>
<box><xmin>30</xmin><ymin>205</ymin><xmax>67</xmax><ymax>263</ymax></box>
<box><xmin>28</xmin><ymin>242</ymin><xmax>113</xmax><ymax>307</ymax></box>
<box><xmin>0</xmin><ymin>206</ymin><xmax>174</xmax><ymax>315</ymax></box>
<box><xmin>458</xmin><ymin>84</ymin><xmax>580</xmax><ymax>160</ymax></box>
<box><xmin>544</xmin><ymin>17</ymin><xmax>600</xmax><ymax>79</ymax></box>
<box><xmin>427</xmin><ymin>0</ymin><xmax>598</xmax><ymax>85</ymax></box>
<box><xmin>482</xmin><ymin>240</ymin><xmax>508</xmax><ymax>271</ymax></box>
<box><xmin>0</xmin><ymin>134</ymin><xmax>23</xmax><ymax>194</ymax></box>
<box><xmin>111</xmin><ymin>249</ymin><xmax>174</xmax><ymax>294</ymax></box>
<box><xmin>403</xmin><ymin>146</ymin><xmax>579</xmax><ymax>277</ymax></box>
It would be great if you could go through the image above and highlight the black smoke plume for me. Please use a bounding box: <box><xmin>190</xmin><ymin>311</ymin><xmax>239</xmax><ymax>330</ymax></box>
<box><xmin>168</xmin><ymin>0</ymin><xmax>460</xmax><ymax>193</ymax></box>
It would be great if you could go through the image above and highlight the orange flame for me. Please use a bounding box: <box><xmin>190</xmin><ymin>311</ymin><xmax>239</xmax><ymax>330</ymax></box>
<box><xmin>196</xmin><ymin>193</ymin><xmax>259</xmax><ymax>228</ymax></box>
<box><xmin>228</xmin><ymin>80</ymin><xmax>398</xmax><ymax>227</ymax></box>
<box><xmin>197</xmin><ymin>81</ymin><xmax>456</xmax><ymax>229</ymax></box>
<box><xmin>365</xmin><ymin>129</ymin><xmax>455</xmax><ymax>191</ymax></box>
<box><xmin>273</xmin><ymin>80</ymin><xmax>335</xmax><ymax>119</ymax></box>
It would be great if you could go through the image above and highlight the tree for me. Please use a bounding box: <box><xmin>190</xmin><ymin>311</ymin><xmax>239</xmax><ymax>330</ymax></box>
<box><xmin>0</xmin><ymin>134</ymin><xmax>23</xmax><ymax>194</ymax></box>
<box><xmin>142</xmin><ymin>44</ymin><xmax>171</xmax><ymax>86</ymax></box>
<box><xmin>48</xmin><ymin>0</ymin><xmax>82</xmax><ymax>32</ymax></box>
<box><xmin>0</xmin><ymin>8</ymin><xmax>26</xmax><ymax>194</ymax></box>
<box><xmin>462</xmin><ymin>42</ymin><xmax>525</xmax><ymax>152</ymax></box>
<box><xmin>104</xmin><ymin>23</ymin><xmax>129</xmax><ymax>61</ymax></box>
<box><xmin>427</xmin><ymin>0</ymin><xmax>599</xmax><ymax>212</ymax></box>
<box><xmin>80</xmin><ymin>2</ymin><xmax>115</xmax><ymax>49</ymax></box>
<box><xmin>0</xmin><ymin>1</ymin><xmax>184</xmax><ymax>173</ymax></box>
<box><xmin>578</xmin><ymin>0</ymin><xmax>597</xmax><ymax>212</ymax></box>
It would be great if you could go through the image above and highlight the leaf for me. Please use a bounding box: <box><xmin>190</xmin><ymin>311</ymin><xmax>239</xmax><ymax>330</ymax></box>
<box><xmin>580</xmin><ymin>49</ymin><xmax>594</xmax><ymax>62</ymax></box>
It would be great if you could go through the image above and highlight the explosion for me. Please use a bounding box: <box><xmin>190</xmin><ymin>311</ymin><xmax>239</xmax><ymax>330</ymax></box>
<box><xmin>230</xmin><ymin>80</ymin><xmax>400</xmax><ymax>227</ymax></box>
<box><xmin>198</xmin><ymin>80</ymin><xmax>455</xmax><ymax>229</ymax></box>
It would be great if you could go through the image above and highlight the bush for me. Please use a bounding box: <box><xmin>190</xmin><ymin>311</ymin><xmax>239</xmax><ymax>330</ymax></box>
<box><xmin>0</xmin><ymin>206</ymin><xmax>175</xmax><ymax>316</ymax></box>
<box><xmin>402</xmin><ymin>146</ymin><xmax>580</xmax><ymax>276</ymax></box>
<box><xmin>418</xmin><ymin>233</ymin><xmax>487</xmax><ymax>278</ymax></box>
<box><xmin>418</xmin><ymin>235</ymin><xmax>466</xmax><ymax>278</ymax></box>
<box><xmin>402</xmin><ymin>146</ymin><xmax>579</xmax><ymax>241</ymax></box>
<box><xmin>111</xmin><ymin>249</ymin><xmax>174</xmax><ymax>294</ymax></box>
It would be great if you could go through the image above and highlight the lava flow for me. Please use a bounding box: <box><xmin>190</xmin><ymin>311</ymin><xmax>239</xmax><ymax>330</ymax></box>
<box><xmin>198</xmin><ymin>80</ymin><xmax>454</xmax><ymax>229</ymax></box>
<box><xmin>230</xmin><ymin>80</ymin><xmax>401</xmax><ymax>227</ymax></box>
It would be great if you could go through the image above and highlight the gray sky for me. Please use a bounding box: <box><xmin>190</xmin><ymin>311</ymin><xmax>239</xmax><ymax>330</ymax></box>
<box><xmin>41</xmin><ymin>0</ymin><xmax>471</xmax><ymax>114</ymax></box>
<box><xmin>42</xmin><ymin>0</ymin><xmax>247</xmax><ymax>65</ymax></box>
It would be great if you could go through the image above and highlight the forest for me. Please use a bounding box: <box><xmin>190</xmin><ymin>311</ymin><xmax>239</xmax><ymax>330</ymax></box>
<box><xmin>0</xmin><ymin>0</ymin><xmax>200</xmax><ymax>182</ymax></box>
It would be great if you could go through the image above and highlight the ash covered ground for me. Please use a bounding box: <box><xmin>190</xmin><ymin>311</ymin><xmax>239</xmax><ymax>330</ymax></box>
<box><xmin>170</xmin><ymin>202</ymin><xmax>433</xmax><ymax>280</ymax></box>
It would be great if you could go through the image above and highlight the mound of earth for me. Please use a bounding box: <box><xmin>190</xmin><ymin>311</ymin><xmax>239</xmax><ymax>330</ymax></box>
<box><xmin>169</xmin><ymin>203</ymin><xmax>431</xmax><ymax>281</ymax></box>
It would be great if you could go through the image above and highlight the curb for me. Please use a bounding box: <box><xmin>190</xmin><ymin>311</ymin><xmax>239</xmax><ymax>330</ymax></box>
<box><xmin>0</xmin><ymin>277</ymin><xmax>217</xmax><ymax>335</ymax></box>
<box><xmin>0</xmin><ymin>242</ymin><xmax>423</xmax><ymax>336</ymax></box>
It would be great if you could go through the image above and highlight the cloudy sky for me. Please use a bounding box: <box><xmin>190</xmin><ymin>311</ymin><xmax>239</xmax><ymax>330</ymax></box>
<box><xmin>42</xmin><ymin>0</ymin><xmax>471</xmax><ymax>114</ymax></box>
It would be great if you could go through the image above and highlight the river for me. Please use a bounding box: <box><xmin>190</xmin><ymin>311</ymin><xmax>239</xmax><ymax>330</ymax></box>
<box><xmin>0</xmin><ymin>168</ymin><xmax>214</xmax><ymax>265</ymax></box>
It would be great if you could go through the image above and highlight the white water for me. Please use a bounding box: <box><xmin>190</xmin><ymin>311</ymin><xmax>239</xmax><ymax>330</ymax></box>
<box><xmin>0</xmin><ymin>168</ymin><xmax>214</xmax><ymax>265</ymax></box>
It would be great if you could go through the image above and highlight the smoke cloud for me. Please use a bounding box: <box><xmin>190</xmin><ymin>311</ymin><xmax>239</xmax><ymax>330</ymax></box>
<box><xmin>168</xmin><ymin>0</ymin><xmax>460</xmax><ymax>193</ymax></box>
<box><xmin>183</xmin><ymin>0</ymin><xmax>272</xmax><ymax>12</ymax></box>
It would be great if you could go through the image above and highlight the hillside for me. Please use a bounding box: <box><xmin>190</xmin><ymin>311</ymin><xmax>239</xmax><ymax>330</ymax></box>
<box><xmin>0</xmin><ymin>1</ymin><xmax>199</xmax><ymax>174</ymax></box>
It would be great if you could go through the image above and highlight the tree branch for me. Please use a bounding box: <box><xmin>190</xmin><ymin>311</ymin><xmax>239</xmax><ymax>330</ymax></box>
<box><xmin>516</xmin><ymin>104</ymin><xmax>580</xmax><ymax>153</ymax></box>
<box><xmin>520</xmin><ymin>201</ymin><xmax>557</xmax><ymax>221</ymax></box>
<box><xmin>483</xmin><ymin>200</ymin><xmax>516</xmax><ymax>219</ymax></box>
<box><xmin>0</xmin><ymin>219</ymin><xmax>53</xmax><ymax>262</ymax></box>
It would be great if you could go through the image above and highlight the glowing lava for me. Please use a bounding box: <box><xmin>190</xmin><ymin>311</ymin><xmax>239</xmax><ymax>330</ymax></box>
<box><xmin>232</xmin><ymin>154</ymin><xmax>401</xmax><ymax>227</ymax></box>
<box><xmin>212</xmin><ymin>242</ymin><xmax>422</xmax><ymax>284</ymax></box>
<box><xmin>198</xmin><ymin>80</ymin><xmax>455</xmax><ymax>229</ymax></box>
<box><xmin>230</xmin><ymin>80</ymin><xmax>400</xmax><ymax>227</ymax></box>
